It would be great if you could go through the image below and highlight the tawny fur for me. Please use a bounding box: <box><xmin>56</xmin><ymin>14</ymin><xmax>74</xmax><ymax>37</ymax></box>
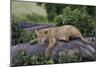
<box><xmin>33</xmin><ymin>25</ymin><xmax>91</xmax><ymax>58</ymax></box>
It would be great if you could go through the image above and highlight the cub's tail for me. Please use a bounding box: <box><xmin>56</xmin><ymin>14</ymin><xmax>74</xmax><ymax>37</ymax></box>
<box><xmin>80</xmin><ymin>36</ymin><xmax>91</xmax><ymax>45</ymax></box>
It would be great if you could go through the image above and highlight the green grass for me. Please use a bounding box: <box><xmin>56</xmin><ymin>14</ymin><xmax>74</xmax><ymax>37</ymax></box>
<box><xmin>12</xmin><ymin>1</ymin><xmax>47</xmax><ymax>17</ymax></box>
<box><xmin>11</xmin><ymin>1</ymin><xmax>50</xmax><ymax>23</ymax></box>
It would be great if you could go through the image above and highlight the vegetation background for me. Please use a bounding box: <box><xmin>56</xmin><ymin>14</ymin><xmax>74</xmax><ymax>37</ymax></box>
<box><xmin>11</xmin><ymin>1</ymin><xmax>96</xmax><ymax>66</ymax></box>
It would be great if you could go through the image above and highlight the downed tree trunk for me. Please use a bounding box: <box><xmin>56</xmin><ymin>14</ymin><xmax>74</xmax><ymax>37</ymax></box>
<box><xmin>11</xmin><ymin>39</ymin><xmax>96</xmax><ymax>66</ymax></box>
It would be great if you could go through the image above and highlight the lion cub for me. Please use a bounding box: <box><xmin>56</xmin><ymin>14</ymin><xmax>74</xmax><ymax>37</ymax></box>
<box><xmin>33</xmin><ymin>25</ymin><xmax>90</xmax><ymax>58</ymax></box>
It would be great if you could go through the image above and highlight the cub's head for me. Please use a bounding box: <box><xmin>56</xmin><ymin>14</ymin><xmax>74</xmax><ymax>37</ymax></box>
<box><xmin>35</xmin><ymin>29</ymin><xmax>48</xmax><ymax>44</ymax></box>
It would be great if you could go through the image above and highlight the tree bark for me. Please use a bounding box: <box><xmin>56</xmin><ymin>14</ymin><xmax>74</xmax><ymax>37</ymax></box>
<box><xmin>11</xmin><ymin>39</ymin><xmax>96</xmax><ymax>61</ymax></box>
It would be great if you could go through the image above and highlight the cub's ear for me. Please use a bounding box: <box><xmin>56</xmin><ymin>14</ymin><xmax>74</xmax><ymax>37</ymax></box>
<box><xmin>35</xmin><ymin>30</ymin><xmax>38</xmax><ymax>34</ymax></box>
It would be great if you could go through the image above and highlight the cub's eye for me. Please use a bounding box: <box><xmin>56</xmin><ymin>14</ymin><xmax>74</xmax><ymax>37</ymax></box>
<box><xmin>45</xmin><ymin>31</ymin><xmax>48</xmax><ymax>34</ymax></box>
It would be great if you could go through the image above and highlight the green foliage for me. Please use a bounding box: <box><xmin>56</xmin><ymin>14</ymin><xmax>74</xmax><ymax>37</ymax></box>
<box><xmin>12</xmin><ymin>50</ymin><xmax>54</xmax><ymax>66</ymax></box>
<box><xmin>12</xmin><ymin>50</ymin><xmax>83</xmax><ymax>66</ymax></box>
<box><xmin>26</xmin><ymin>13</ymin><xmax>48</xmax><ymax>23</ymax></box>
<box><xmin>11</xmin><ymin>22</ymin><xmax>22</xmax><ymax>45</ymax></box>
<box><xmin>12</xmin><ymin>1</ymin><xmax>48</xmax><ymax>23</ymax></box>
<box><xmin>43</xmin><ymin>3</ymin><xmax>66</xmax><ymax>22</ymax></box>
<box><xmin>58</xmin><ymin>51</ymin><xmax>82</xmax><ymax>63</ymax></box>
<box><xmin>54</xmin><ymin>6</ymin><xmax>96</xmax><ymax>37</ymax></box>
<box><xmin>12</xmin><ymin>50</ymin><xmax>34</xmax><ymax>66</ymax></box>
<box><xmin>12</xmin><ymin>13</ymin><xmax>48</xmax><ymax>24</ymax></box>
<box><xmin>11</xmin><ymin>22</ymin><xmax>36</xmax><ymax>45</ymax></box>
<box><xmin>19</xmin><ymin>30</ymin><xmax>36</xmax><ymax>43</ymax></box>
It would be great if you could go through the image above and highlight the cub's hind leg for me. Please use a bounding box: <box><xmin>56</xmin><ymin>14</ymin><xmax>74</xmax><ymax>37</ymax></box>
<box><xmin>62</xmin><ymin>32</ymin><xmax>69</xmax><ymax>42</ymax></box>
<box><xmin>59</xmin><ymin>35</ymin><xmax>69</xmax><ymax>42</ymax></box>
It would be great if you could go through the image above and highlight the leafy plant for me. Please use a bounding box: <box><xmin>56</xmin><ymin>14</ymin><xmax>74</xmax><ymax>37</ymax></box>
<box><xmin>11</xmin><ymin>50</ymin><xmax>83</xmax><ymax>66</ymax></box>
<box><xmin>11</xmin><ymin>22</ymin><xmax>36</xmax><ymax>45</ymax></box>
<box><xmin>54</xmin><ymin>6</ymin><xmax>96</xmax><ymax>37</ymax></box>
<box><xmin>11</xmin><ymin>50</ymin><xmax>54</xmax><ymax>66</ymax></box>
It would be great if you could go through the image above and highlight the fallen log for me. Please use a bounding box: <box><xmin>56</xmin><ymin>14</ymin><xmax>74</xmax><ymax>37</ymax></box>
<box><xmin>11</xmin><ymin>39</ymin><xmax>96</xmax><ymax>66</ymax></box>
